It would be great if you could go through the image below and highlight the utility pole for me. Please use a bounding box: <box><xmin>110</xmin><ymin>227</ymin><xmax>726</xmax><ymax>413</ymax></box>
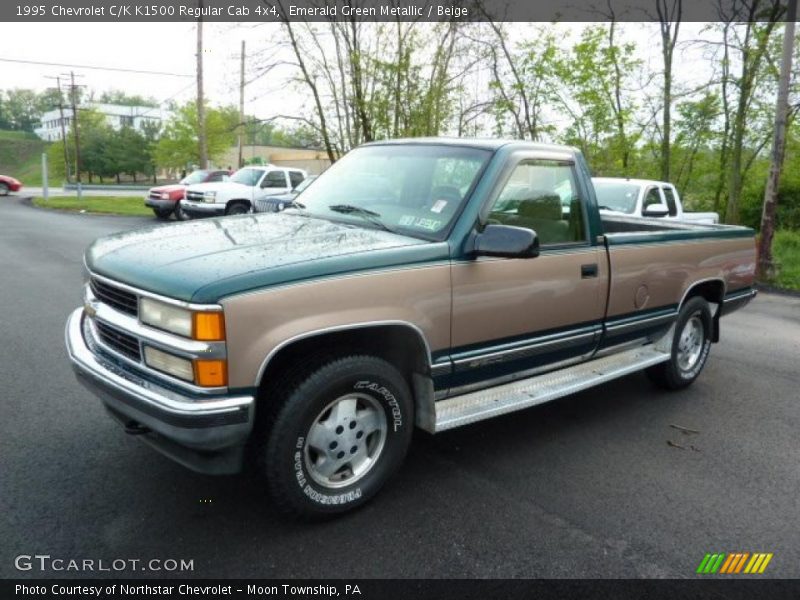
<box><xmin>757</xmin><ymin>0</ymin><xmax>796</xmax><ymax>280</ymax></box>
<box><xmin>238</xmin><ymin>39</ymin><xmax>245</xmax><ymax>169</ymax></box>
<box><xmin>196</xmin><ymin>1</ymin><xmax>208</xmax><ymax>169</ymax></box>
<box><xmin>68</xmin><ymin>71</ymin><xmax>82</xmax><ymax>184</ymax></box>
<box><xmin>44</xmin><ymin>75</ymin><xmax>71</xmax><ymax>182</ymax></box>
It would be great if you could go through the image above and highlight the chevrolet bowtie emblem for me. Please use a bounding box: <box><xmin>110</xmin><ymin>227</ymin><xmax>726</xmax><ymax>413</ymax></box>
<box><xmin>84</xmin><ymin>299</ymin><xmax>99</xmax><ymax>318</ymax></box>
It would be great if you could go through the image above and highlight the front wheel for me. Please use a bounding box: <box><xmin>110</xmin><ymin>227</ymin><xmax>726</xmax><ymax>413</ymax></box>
<box><xmin>646</xmin><ymin>296</ymin><xmax>712</xmax><ymax>390</ymax></box>
<box><xmin>225</xmin><ymin>202</ymin><xmax>250</xmax><ymax>216</ymax></box>
<box><xmin>175</xmin><ymin>203</ymin><xmax>190</xmax><ymax>221</ymax></box>
<box><xmin>258</xmin><ymin>355</ymin><xmax>414</xmax><ymax>519</ymax></box>
<box><xmin>152</xmin><ymin>207</ymin><xmax>173</xmax><ymax>220</ymax></box>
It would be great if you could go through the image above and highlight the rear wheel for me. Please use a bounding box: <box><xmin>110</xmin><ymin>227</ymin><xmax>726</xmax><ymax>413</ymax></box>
<box><xmin>226</xmin><ymin>201</ymin><xmax>250</xmax><ymax>216</ymax></box>
<box><xmin>646</xmin><ymin>296</ymin><xmax>712</xmax><ymax>390</ymax></box>
<box><xmin>152</xmin><ymin>207</ymin><xmax>173</xmax><ymax>220</ymax></box>
<box><xmin>257</xmin><ymin>355</ymin><xmax>413</xmax><ymax>519</ymax></box>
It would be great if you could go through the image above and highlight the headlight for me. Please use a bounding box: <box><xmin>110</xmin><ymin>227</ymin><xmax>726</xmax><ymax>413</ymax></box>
<box><xmin>160</xmin><ymin>192</ymin><xmax>170</xmax><ymax>200</ymax></box>
<box><xmin>139</xmin><ymin>297</ymin><xmax>225</xmax><ymax>341</ymax></box>
<box><xmin>140</xmin><ymin>298</ymin><xmax>193</xmax><ymax>337</ymax></box>
<box><xmin>203</xmin><ymin>191</ymin><xmax>216</xmax><ymax>198</ymax></box>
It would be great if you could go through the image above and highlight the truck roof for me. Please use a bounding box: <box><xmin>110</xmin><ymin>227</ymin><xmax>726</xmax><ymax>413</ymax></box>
<box><xmin>593</xmin><ymin>177</ymin><xmax>675</xmax><ymax>187</ymax></box>
<box><xmin>364</xmin><ymin>137</ymin><xmax>579</xmax><ymax>154</ymax></box>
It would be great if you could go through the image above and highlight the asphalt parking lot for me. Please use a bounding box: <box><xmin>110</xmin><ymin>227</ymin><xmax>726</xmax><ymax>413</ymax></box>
<box><xmin>1</xmin><ymin>195</ymin><xmax>799</xmax><ymax>579</ymax></box>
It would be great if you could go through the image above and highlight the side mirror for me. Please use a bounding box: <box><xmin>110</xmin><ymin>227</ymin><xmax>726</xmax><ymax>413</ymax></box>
<box><xmin>643</xmin><ymin>203</ymin><xmax>669</xmax><ymax>218</ymax></box>
<box><xmin>473</xmin><ymin>224</ymin><xmax>540</xmax><ymax>259</ymax></box>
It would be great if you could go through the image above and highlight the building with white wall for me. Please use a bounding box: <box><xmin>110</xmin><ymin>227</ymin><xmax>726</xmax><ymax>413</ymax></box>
<box><xmin>34</xmin><ymin>103</ymin><xmax>171</xmax><ymax>141</ymax></box>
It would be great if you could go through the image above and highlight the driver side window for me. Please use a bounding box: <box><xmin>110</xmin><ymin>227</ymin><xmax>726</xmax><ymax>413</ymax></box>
<box><xmin>487</xmin><ymin>160</ymin><xmax>586</xmax><ymax>246</ymax></box>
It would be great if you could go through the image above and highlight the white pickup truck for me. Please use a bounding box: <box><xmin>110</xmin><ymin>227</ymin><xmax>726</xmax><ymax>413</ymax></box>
<box><xmin>181</xmin><ymin>165</ymin><xmax>308</xmax><ymax>218</ymax></box>
<box><xmin>592</xmin><ymin>178</ymin><xmax>719</xmax><ymax>224</ymax></box>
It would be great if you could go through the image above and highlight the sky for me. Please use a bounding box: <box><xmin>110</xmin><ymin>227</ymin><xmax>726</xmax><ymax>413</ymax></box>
<box><xmin>0</xmin><ymin>21</ymin><xmax>715</xmax><ymax>129</ymax></box>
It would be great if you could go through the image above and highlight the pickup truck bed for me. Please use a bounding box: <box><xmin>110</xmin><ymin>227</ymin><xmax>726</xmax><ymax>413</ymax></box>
<box><xmin>66</xmin><ymin>138</ymin><xmax>756</xmax><ymax>517</ymax></box>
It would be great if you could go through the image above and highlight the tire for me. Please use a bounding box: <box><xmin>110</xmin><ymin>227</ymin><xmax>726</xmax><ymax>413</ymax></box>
<box><xmin>0</xmin><ymin>182</ymin><xmax>8</xmax><ymax>196</ymax></box>
<box><xmin>258</xmin><ymin>355</ymin><xmax>414</xmax><ymax>519</ymax></box>
<box><xmin>153</xmin><ymin>207</ymin><xmax>173</xmax><ymax>220</ymax></box>
<box><xmin>175</xmin><ymin>203</ymin><xmax>190</xmax><ymax>221</ymax></box>
<box><xmin>226</xmin><ymin>201</ymin><xmax>250</xmax><ymax>216</ymax></box>
<box><xmin>646</xmin><ymin>296</ymin><xmax>712</xmax><ymax>390</ymax></box>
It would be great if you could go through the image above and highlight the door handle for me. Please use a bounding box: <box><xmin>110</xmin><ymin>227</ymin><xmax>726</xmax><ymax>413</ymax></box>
<box><xmin>581</xmin><ymin>263</ymin><xmax>598</xmax><ymax>278</ymax></box>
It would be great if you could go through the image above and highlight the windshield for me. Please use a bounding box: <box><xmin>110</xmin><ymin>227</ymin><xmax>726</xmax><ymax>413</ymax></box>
<box><xmin>180</xmin><ymin>170</ymin><xmax>210</xmax><ymax>185</ymax></box>
<box><xmin>230</xmin><ymin>168</ymin><xmax>265</xmax><ymax>187</ymax></box>
<box><xmin>592</xmin><ymin>181</ymin><xmax>640</xmax><ymax>214</ymax></box>
<box><xmin>291</xmin><ymin>145</ymin><xmax>491</xmax><ymax>240</ymax></box>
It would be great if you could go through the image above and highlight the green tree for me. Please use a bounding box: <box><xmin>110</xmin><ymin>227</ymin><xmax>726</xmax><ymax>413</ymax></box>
<box><xmin>154</xmin><ymin>102</ymin><xmax>238</xmax><ymax>170</ymax></box>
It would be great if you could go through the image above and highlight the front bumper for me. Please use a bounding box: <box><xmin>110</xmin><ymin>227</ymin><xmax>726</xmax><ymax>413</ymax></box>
<box><xmin>180</xmin><ymin>200</ymin><xmax>225</xmax><ymax>217</ymax></box>
<box><xmin>65</xmin><ymin>308</ymin><xmax>254</xmax><ymax>473</ymax></box>
<box><xmin>145</xmin><ymin>197</ymin><xmax>177</xmax><ymax>210</ymax></box>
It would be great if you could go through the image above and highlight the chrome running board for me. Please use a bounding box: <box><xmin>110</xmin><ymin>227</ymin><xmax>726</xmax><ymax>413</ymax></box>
<box><xmin>433</xmin><ymin>346</ymin><xmax>670</xmax><ymax>432</ymax></box>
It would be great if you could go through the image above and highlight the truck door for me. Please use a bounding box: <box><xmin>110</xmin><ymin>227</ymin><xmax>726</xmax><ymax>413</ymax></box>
<box><xmin>258</xmin><ymin>169</ymin><xmax>291</xmax><ymax>199</ymax></box>
<box><xmin>448</xmin><ymin>156</ymin><xmax>609</xmax><ymax>394</ymax></box>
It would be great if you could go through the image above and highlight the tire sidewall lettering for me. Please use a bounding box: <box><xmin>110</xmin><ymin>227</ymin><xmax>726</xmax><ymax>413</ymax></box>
<box><xmin>290</xmin><ymin>377</ymin><xmax>406</xmax><ymax>507</ymax></box>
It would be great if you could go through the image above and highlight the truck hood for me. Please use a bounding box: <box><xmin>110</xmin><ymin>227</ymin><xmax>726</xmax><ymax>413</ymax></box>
<box><xmin>186</xmin><ymin>181</ymin><xmax>250</xmax><ymax>194</ymax></box>
<box><xmin>149</xmin><ymin>184</ymin><xmax>185</xmax><ymax>194</ymax></box>
<box><xmin>85</xmin><ymin>213</ymin><xmax>444</xmax><ymax>303</ymax></box>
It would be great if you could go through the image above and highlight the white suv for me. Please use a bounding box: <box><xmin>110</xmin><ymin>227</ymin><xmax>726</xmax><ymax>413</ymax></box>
<box><xmin>181</xmin><ymin>165</ymin><xmax>307</xmax><ymax>218</ymax></box>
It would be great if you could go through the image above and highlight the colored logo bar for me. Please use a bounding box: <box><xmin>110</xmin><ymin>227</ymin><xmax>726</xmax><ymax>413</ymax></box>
<box><xmin>696</xmin><ymin>553</ymin><xmax>773</xmax><ymax>574</ymax></box>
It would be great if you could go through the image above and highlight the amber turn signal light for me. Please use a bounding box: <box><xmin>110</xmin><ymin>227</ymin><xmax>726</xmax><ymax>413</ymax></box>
<box><xmin>194</xmin><ymin>359</ymin><xmax>228</xmax><ymax>387</ymax></box>
<box><xmin>193</xmin><ymin>312</ymin><xmax>225</xmax><ymax>341</ymax></box>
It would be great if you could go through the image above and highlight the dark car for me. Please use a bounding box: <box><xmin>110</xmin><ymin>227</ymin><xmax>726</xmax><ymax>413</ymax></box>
<box><xmin>253</xmin><ymin>175</ymin><xmax>317</xmax><ymax>213</ymax></box>
<box><xmin>145</xmin><ymin>169</ymin><xmax>229</xmax><ymax>220</ymax></box>
<box><xmin>0</xmin><ymin>174</ymin><xmax>23</xmax><ymax>195</ymax></box>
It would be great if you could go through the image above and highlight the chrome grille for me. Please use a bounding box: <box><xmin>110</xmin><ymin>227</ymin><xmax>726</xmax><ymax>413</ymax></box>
<box><xmin>90</xmin><ymin>278</ymin><xmax>138</xmax><ymax>316</ymax></box>
<box><xmin>186</xmin><ymin>191</ymin><xmax>204</xmax><ymax>201</ymax></box>
<box><xmin>149</xmin><ymin>191</ymin><xmax>162</xmax><ymax>200</ymax></box>
<box><xmin>95</xmin><ymin>320</ymin><xmax>142</xmax><ymax>361</ymax></box>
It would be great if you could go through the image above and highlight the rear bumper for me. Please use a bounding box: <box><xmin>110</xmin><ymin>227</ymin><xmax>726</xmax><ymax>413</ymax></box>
<box><xmin>65</xmin><ymin>308</ymin><xmax>254</xmax><ymax>473</ymax></box>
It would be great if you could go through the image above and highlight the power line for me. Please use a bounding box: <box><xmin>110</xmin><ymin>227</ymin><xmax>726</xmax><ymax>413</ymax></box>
<box><xmin>0</xmin><ymin>57</ymin><xmax>192</xmax><ymax>78</ymax></box>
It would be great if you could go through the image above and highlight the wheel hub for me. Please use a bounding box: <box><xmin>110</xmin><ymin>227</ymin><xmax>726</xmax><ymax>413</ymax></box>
<box><xmin>677</xmin><ymin>314</ymin><xmax>704</xmax><ymax>372</ymax></box>
<box><xmin>304</xmin><ymin>393</ymin><xmax>387</xmax><ymax>489</ymax></box>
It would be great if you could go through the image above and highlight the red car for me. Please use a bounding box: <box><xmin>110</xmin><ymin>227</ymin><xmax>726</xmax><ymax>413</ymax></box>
<box><xmin>145</xmin><ymin>169</ymin><xmax>229</xmax><ymax>220</ymax></box>
<box><xmin>0</xmin><ymin>175</ymin><xmax>23</xmax><ymax>195</ymax></box>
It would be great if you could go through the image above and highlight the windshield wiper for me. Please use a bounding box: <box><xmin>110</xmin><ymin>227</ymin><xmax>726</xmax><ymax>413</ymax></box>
<box><xmin>327</xmin><ymin>204</ymin><xmax>394</xmax><ymax>233</ymax></box>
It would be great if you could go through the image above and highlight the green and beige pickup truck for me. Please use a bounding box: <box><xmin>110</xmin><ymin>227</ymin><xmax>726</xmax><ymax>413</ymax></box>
<box><xmin>66</xmin><ymin>139</ymin><xmax>757</xmax><ymax>517</ymax></box>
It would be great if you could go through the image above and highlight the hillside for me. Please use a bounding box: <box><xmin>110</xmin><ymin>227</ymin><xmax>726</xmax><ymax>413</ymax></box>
<box><xmin>0</xmin><ymin>130</ymin><xmax>47</xmax><ymax>185</ymax></box>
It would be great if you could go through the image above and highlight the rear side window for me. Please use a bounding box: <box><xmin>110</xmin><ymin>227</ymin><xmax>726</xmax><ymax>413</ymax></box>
<box><xmin>289</xmin><ymin>171</ymin><xmax>305</xmax><ymax>188</ymax></box>
<box><xmin>662</xmin><ymin>187</ymin><xmax>678</xmax><ymax>216</ymax></box>
<box><xmin>262</xmin><ymin>171</ymin><xmax>288</xmax><ymax>188</ymax></box>
<box><xmin>487</xmin><ymin>160</ymin><xmax>586</xmax><ymax>246</ymax></box>
<box><xmin>643</xmin><ymin>187</ymin><xmax>662</xmax><ymax>209</ymax></box>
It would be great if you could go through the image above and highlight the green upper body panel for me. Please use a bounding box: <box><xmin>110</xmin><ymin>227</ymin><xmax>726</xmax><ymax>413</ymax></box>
<box><xmin>86</xmin><ymin>213</ymin><xmax>446</xmax><ymax>304</ymax></box>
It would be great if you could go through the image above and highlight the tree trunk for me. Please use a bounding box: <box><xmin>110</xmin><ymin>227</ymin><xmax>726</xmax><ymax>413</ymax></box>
<box><xmin>758</xmin><ymin>0</ymin><xmax>796</xmax><ymax>280</ymax></box>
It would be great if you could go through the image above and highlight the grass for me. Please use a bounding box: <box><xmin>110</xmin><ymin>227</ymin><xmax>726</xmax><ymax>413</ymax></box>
<box><xmin>0</xmin><ymin>129</ymin><xmax>39</xmax><ymax>141</ymax></box>
<box><xmin>32</xmin><ymin>196</ymin><xmax>152</xmax><ymax>216</ymax></box>
<box><xmin>772</xmin><ymin>230</ymin><xmax>800</xmax><ymax>291</ymax></box>
<box><xmin>0</xmin><ymin>130</ymin><xmax>47</xmax><ymax>186</ymax></box>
